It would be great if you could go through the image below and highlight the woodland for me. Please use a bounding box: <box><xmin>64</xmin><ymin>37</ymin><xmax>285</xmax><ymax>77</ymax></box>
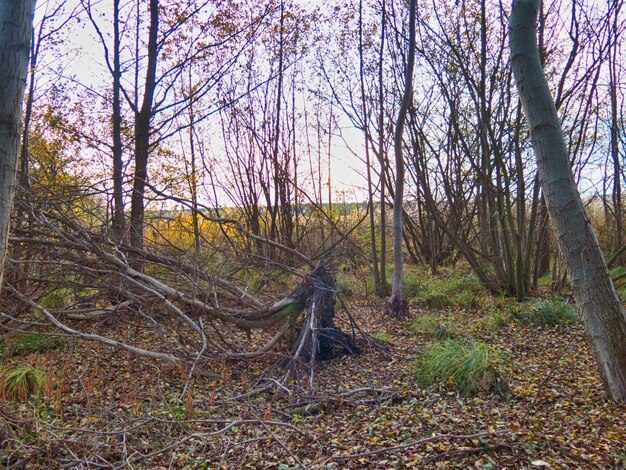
<box><xmin>1</xmin><ymin>0</ymin><xmax>626</xmax><ymax>468</ymax></box>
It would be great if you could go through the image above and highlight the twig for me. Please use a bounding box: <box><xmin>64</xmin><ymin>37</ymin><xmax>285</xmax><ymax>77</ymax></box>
<box><xmin>320</xmin><ymin>428</ymin><xmax>508</xmax><ymax>463</ymax></box>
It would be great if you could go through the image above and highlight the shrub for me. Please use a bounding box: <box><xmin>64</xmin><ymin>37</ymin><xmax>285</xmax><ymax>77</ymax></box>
<box><xmin>414</xmin><ymin>340</ymin><xmax>507</xmax><ymax>396</ymax></box>
<box><xmin>6</xmin><ymin>333</ymin><xmax>65</xmax><ymax>357</ymax></box>
<box><xmin>516</xmin><ymin>297</ymin><xmax>577</xmax><ymax>327</ymax></box>
<box><xmin>2</xmin><ymin>365</ymin><xmax>47</xmax><ymax>400</ymax></box>
<box><xmin>409</xmin><ymin>315</ymin><xmax>455</xmax><ymax>339</ymax></box>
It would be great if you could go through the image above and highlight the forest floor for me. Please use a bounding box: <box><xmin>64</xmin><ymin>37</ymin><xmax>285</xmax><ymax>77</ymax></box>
<box><xmin>1</xmin><ymin>292</ymin><xmax>626</xmax><ymax>469</ymax></box>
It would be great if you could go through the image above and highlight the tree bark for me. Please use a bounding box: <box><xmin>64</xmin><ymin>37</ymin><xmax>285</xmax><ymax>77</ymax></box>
<box><xmin>112</xmin><ymin>0</ymin><xmax>125</xmax><ymax>243</ymax></box>
<box><xmin>510</xmin><ymin>0</ymin><xmax>626</xmax><ymax>402</ymax></box>
<box><xmin>608</xmin><ymin>0</ymin><xmax>622</xmax><ymax>257</ymax></box>
<box><xmin>377</xmin><ymin>0</ymin><xmax>388</xmax><ymax>296</ymax></box>
<box><xmin>359</xmin><ymin>0</ymin><xmax>381</xmax><ymax>297</ymax></box>
<box><xmin>129</xmin><ymin>0</ymin><xmax>159</xmax><ymax>255</ymax></box>
<box><xmin>0</xmin><ymin>0</ymin><xmax>36</xmax><ymax>286</ymax></box>
<box><xmin>388</xmin><ymin>0</ymin><xmax>416</xmax><ymax>317</ymax></box>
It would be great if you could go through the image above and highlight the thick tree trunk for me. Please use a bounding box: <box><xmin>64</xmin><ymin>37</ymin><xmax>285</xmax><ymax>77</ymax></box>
<box><xmin>0</xmin><ymin>0</ymin><xmax>36</xmax><ymax>286</ymax></box>
<box><xmin>510</xmin><ymin>0</ymin><xmax>626</xmax><ymax>402</ymax></box>
<box><xmin>388</xmin><ymin>0</ymin><xmax>416</xmax><ymax>317</ymax></box>
<box><xmin>285</xmin><ymin>263</ymin><xmax>359</xmax><ymax>369</ymax></box>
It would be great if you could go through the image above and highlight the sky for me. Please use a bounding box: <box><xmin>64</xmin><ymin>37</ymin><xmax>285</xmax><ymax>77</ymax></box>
<box><xmin>32</xmin><ymin>0</ymin><xmax>373</xmax><ymax>210</ymax></box>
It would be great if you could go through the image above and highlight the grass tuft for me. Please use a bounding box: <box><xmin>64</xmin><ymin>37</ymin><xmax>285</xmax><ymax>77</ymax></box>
<box><xmin>414</xmin><ymin>340</ymin><xmax>508</xmax><ymax>396</ymax></box>
<box><xmin>372</xmin><ymin>331</ymin><xmax>393</xmax><ymax>344</ymax></box>
<box><xmin>5</xmin><ymin>333</ymin><xmax>65</xmax><ymax>357</ymax></box>
<box><xmin>2</xmin><ymin>365</ymin><xmax>47</xmax><ymax>401</ymax></box>
<box><xmin>516</xmin><ymin>297</ymin><xmax>577</xmax><ymax>327</ymax></box>
<box><xmin>482</xmin><ymin>309</ymin><xmax>514</xmax><ymax>332</ymax></box>
<box><xmin>423</xmin><ymin>293</ymin><xmax>452</xmax><ymax>309</ymax></box>
<box><xmin>455</xmin><ymin>289</ymin><xmax>479</xmax><ymax>309</ymax></box>
<box><xmin>409</xmin><ymin>315</ymin><xmax>456</xmax><ymax>339</ymax></box>
<box><xmin>416</xmin><ymin>272</ymin><xmax>483</xmax><ymax>309</ymax></box>
<box><xmin>404</xmin><ymin>274</ymin><xmax>422</xmax><ymax>298</ymax></box>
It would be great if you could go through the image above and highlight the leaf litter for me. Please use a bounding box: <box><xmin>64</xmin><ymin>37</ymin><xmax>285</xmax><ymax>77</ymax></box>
<box><xmin>0</xmin><ymin>297</ymin><xmax>625</xmax><ymax>468</ymax></box>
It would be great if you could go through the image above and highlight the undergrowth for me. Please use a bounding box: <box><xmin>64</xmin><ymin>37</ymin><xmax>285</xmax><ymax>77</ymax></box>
<box><xmin>414</xmin><ymin>340</ymin><xmax>508</xmax><ymax>397</ymax></box>
<box><xmin>2</xmin><ymin>365</ymin><xmax>47</xmax><ymax>401</ymax></box>
<box><xmin>409</xmin><ymin>314</ymin><xmax>456</xmax><ymax>339</ymax></box>
<box><xmin>4</xmin><ymin>332</ymin><xmax>65</xmax><ymax>357</ymax></box>
<box><xmin>372</xmin><ymin>331</ymin><xmax>393</xmax><ymax>344</ymax></box>
<box><xmin>516</xmin><ymin>297</ymin><xmax>577</xmax><ymax>327</ymax></box>
<box><xmin>417</xmin><ymin>272</ymin><xmax>483</xmax><ymax>309</ymax></box>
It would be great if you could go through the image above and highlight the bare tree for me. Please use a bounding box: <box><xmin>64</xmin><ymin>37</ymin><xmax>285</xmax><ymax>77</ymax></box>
<box><xmin>388</xmin><ymin>0</ymin><xmax>416</xmax><ymax>317</ymax></box>
<box><xmin>510</xmin><ymin>0</ymin><xmax>626</xmax><ymax>402</ymax></box>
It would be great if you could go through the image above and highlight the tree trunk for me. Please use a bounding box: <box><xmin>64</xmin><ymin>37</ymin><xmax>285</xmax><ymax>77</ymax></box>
<box><xmin>377</xmin><ymin>0</ymin><xmax>388</xmax><ymax>297</ymax></box>
<box><xmin>359</xmin><ymin>0</ymin><xmax>381</xmax><ymax>296</ymax></box>
<box><xmin>0</xmin><ymin>0</ymin><xmax>36</xmax><ymax>287</ymax></box>
<box><xmin>388</xmin><ymin>0</ymin><xmax>416</xmax><ymax>317</ymax></box>
<box><xmin>608</xmin><ymin>0</ymin><xmax>622</xmax><ymax>258</ymax></box>
<box><xmin>129</xmin><ymin>0</ymin><xmax>159</xmax><ymax>256</ymax></box>
<box><xmin>510</xmin><ymin>0</ymin><xmax>626</xmax><ymax>402</ymax></box>
<box><xmin>112</xmin><ymin>0</ymin><xmax>125</xmax><ymax>243</ymax></box>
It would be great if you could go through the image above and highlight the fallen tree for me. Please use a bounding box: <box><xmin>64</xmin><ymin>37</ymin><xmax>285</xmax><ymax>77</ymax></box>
<box><xmin>2</xmin><ymin>202</ymin><xmax>362</xmax><ymax>389</ymax></box>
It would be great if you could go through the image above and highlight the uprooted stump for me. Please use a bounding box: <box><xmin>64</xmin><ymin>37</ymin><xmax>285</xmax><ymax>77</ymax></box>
<box><xmin>283</xmin><ymin>262</ymin><xmax>360</xmax><ymax>370</ymax></box>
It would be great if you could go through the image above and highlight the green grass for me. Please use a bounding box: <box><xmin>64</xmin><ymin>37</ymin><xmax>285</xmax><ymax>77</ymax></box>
<box><xmin>336</xmin><ymin>272</ymin><xmax>357</xmax><ymax>297</ymax></box>
<box><xmin>4</xmin><ymin>333</ymin><xmax>65</xmax><ymax>357</ymax></box>
<box><xmin>404</xmin><ymin>274</ymin><xmax>422</xmax><ymax>298</ymax></box>
<box><xmin>516</xmin><ymin>297</ymin><xmax>577</xmax><ymax>327</ymax></box>
<box><xmin>455</xmin><ymin>289</ymin><xmax>479</xmax><ymax>309</ymax></box>
<box><xmin>372</xmin><ymin>331</ymin><xmax>393</xmax><ymax>344</ymax></box>
<box><xmin>414</xmin><ymin>340</ymin><xmax>508</xmax><ymax>396</ymax></box>
<box><xmin>2</xmin><ymin>365</ymin><xmax>47</xmax><ymax>400</ymax></box>
<box><xmin>365</xmin><ymin>266</ymin><xmax>422</xmax><ymax>297</ymax></box>
<box><xmin>423</xmin><ymin>293</ymin><xmax>452</xmax><ymax>309</ymax></box>
<box><xmin>481</xmin><ymin>309</ymin><xmax>514</xmax><ymax>332</ymax></box>
<box><xmin>417</xmin><ymin>272</ymin><xmax>483</xmax><ymax>309</ymax></box>
<box><xmin>409</xmin><ymin>314</ymin><xmax>456</xmax><ymax>339</ymax></box>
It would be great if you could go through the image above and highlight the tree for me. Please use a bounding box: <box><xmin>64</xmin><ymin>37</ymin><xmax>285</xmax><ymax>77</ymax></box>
<box><xmin>388</xmin><ymin>0</ymin><xmax>416</xmax><ymax>317</ymax></box>
<box><xmin>111</xmin><ymin>0</ymin><xmax>125</xmax><ymax>243</ymax></box>
<box><xmin>510</xmin><ymin>0</ymin><xmax>626</xmax><ymax>402</ymax></box>
<box><xmin>129</xmin><ymin>0</ymin><xmax>159</xmax><ymax>254</ymax></box>
<box><xmin>0</xmin><ymin>0</ymin><xmax>36</xmax><ymax>286</ymax></box>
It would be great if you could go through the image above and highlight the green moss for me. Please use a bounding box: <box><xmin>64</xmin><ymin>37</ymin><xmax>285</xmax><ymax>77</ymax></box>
<box><xmin>39</xmin><ymin>288</ymin><xmax>72</xmax><ymax>309</ymax></box>
<box><xmin>280</xmin><ymin>302</ymin><xmax>305</xmax><ymax>318</ymax></box>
